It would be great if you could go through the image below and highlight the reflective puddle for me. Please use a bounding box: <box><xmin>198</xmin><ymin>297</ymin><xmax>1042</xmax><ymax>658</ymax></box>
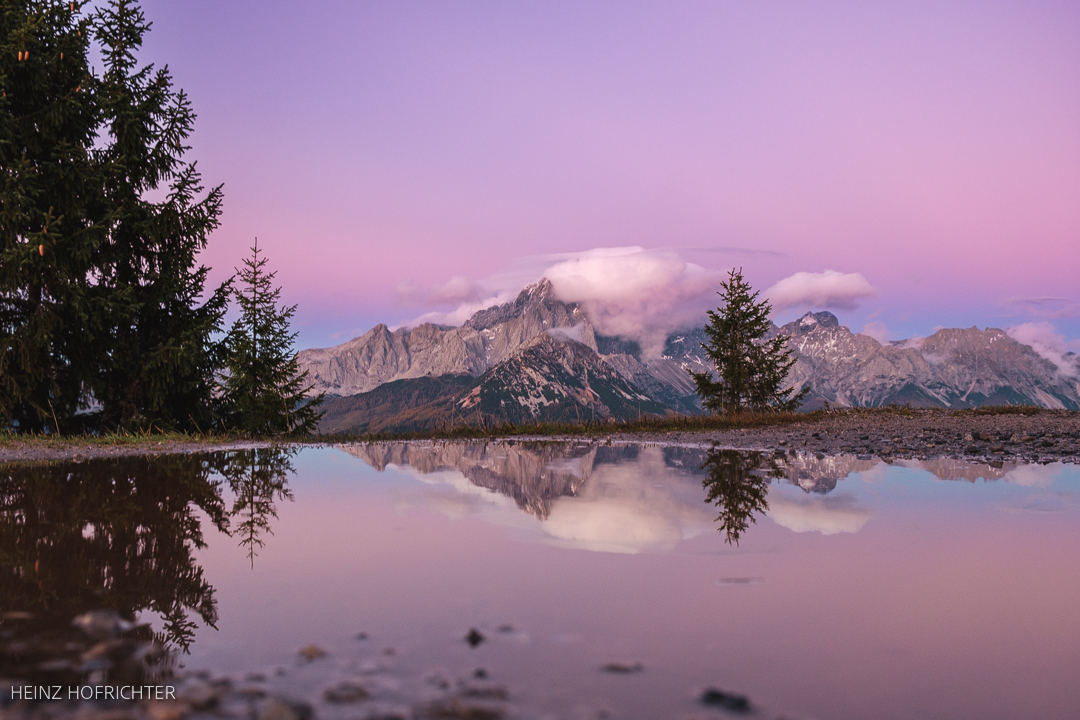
<box><xmin>2</xmin><ymin>443</ymin><xmax>1079</xmax><ymax>719</ymax></box>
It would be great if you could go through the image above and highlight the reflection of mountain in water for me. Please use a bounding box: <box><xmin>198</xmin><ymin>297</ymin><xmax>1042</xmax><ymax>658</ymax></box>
<box><xmin>663</xmin><ymin>447</ymin><xmax>877</xmax><ymax>495</ymax></box>
<box><xmin>347</xmin><ymin>441</ymin><xmax>638</xmax><ymax>519</ymax></box>
<box><xmin>345</xmin><ymin>441</ymin><xmax>882</xmax><ymax>529</ymax></box>
<box><xmin>897</xmin><ymin>457</ymin><xmax>1014</xmax><ymax>483</ymax></box>
<box><xmin>344</xmin><ymin>441</ymin><xmax>1037</xmax><ymax>547</ymax></box>
<box><xmin>777</xmin><ymin>453</ymin><xmax>879</xmax><ymax>494</ymax></box>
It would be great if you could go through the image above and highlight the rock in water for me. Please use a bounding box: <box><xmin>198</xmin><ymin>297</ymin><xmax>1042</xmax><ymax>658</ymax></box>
<box><xmin>465</xmin><ymin>628</ymin><xmax>485</xmax><ymax>647</ymax></box>
<box><xmin>700</xmin><ymin>687</ymin><xmax>751</xmax><ymax>713</ymax></box>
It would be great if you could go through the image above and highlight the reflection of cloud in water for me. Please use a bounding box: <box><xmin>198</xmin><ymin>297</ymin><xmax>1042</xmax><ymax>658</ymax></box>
<box><xmin>542</xmin><ymin>451</ymin><xmax>715</xmax><ymax>553</ymax></box>
<box><xmin>347</xmin><ymin>443</ymin><xmax>714</xmax><ymax>553</ymax></box>
<box><xmin>388</xmin><ymin>467</ymin><xmax>530</xmax><ymax>523</ymax></box>
<box><xmin>768</xmin><ymin>488</ymin><xmax>873</xmax><ymax>535</ymax></box>
<box><xmin>344</xmin><ymin>441</ymin><xmax>1078</xmax><ymax>548</ymax></box>
<box><xmin>542</xmin><ymin>498</ymin><xmax>686</xmax><ymax>554</ymax></box>
<box><xmin>1003</xmin><ymin>463</ymin><xmax>1063</xmax><ymax>488</ymax></box>
<box><xmin>854</xmin><ymin>462</ymin><xmax>890</xmax><ymax>485</ymax></box>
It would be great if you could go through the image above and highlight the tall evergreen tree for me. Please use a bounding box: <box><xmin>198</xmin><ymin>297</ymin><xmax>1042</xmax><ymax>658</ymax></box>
<box><xmin>0</xmin><ymin>1</ymin><xmax>100</xmax><ymax>432</ymax></box>
<box><xmin>222</xmin><ymin>240</ymin><xmax>322</xmax><ymax>435</ymax></box>
<box><xmin>691</xmin><ymin>268</ymin><xmax>808</xmax><ymax>414</ymax></box>
<box><xmin>87</xmin><ymin>0</ymin><xmax>229</xmax><ymax>431</ymax></box>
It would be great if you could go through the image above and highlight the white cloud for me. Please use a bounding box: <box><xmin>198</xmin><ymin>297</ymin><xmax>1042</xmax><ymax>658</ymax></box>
<box><xmin>542</xmin><ymin>247</ymin><xmax>723</xmax><ymax>356</ymax></box>
<box><xmin>393</xmin><ymin>275</ymin><xmax>490</xmax><ymax>309</ymax></box>
<box><xmin>893</xmin><ymin>336</ymin><xmax>925</xmax><ymax>350</ymax></box>
<box><xmin>396</xmin><ymin>289</ymin><xmax>518</xmax><ymax>329</ymax></box>
<box><xmin>392</xmin><ymin>279</ymin><xmax>425</xmax><ymax>306</ymax></box>
<box><xmin>397</xmin><ymin>246</ymin><xmax>725</xmax><ymax>355</ymax></box>
<box><xmin>1006</xmin><ymin>322</ymin><xmax>1080</xmax><ymax>379</ymax></box>
<box><xmin>430</xmin><ymin>275</ymin><xmax>486</xmax><ymax>304</ymax></box>
<box><xmin>1001</xmin><ymin>296</ymin><xmax>1080</xmax><ymax>319</ymax></box>
<box><xmin>764</xmin><ymin>270</ymin><xmax>877</xmax><ymax>313</ymax></box>
<box><xmin>395</xmin><ymin>251</ymin><xmax>881</xmax><ymax>356</ymax></box>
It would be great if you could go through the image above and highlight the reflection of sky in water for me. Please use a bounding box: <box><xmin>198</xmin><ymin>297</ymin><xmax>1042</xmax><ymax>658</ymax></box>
<box><xmin>173</xmin><ymin>445</ymin><xmax>1080</xmax><ymax>720</ymax></box>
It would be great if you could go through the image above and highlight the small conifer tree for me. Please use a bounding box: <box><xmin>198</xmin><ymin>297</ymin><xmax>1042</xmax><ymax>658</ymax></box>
<box><xmin>692</xmin><ymin>268</ymin><xmax>808</xmax><ymax>414</ymax></box>
<box><xmin>222</xmin><ymin>240</ymin><xmax>322</xmax><ymax>435</ymax></box>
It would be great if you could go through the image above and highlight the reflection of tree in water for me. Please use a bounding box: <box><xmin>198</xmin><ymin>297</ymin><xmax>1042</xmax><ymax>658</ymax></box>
<box><xmin>0</xmin><ymin>455</ymin><xmax>228</xmax><ymax>687</ymax></box>
<box><xmin>701</xmin><ymin>450</ymin><xmax>783</xmax><ymax>545</ymax></box>
<box><xmin>0</xmin><ymin>451</ymin><xmax>296</xmax><ymax>686</ymax></box>
<box><xmin>216</xmin><ymin>447</ymin><xmax>296</xmax><ymax>567</ymax></box>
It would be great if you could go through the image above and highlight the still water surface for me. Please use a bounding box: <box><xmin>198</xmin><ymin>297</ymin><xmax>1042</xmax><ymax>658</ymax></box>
<box><xmin>3</xmin><ymin>442</ymin><xmax>1079</xmax><ymax>719</ymax></box>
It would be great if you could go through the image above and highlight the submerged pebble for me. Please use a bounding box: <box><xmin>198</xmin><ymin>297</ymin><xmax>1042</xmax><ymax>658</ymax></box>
<box><xmin>600</xmin><ymin>662</ymin><xmax>643</xmax><ymax>674</ymax></box>
<box><xmin>700</xmin><ymin>687</ymin><xmax>751</xmax><ymax>713</ymax></box>
<box><xmin>297</xmin><ymin>645</ymin><xmax>327</xmax><ymax>662</ymax></box>
<box><xmin>322</xmin><ymin>679</ymin><xmax>369</xmax><ymax>703</ymax></box>
<box><xmin>257</xmin><ymin>696</ymin><xmax>313</xmax><ymax>720</ymax></box>
<box><xmin>464</xmin><ymin>629</ymin><xmax>485</xmax><ymax>648</ymax></box>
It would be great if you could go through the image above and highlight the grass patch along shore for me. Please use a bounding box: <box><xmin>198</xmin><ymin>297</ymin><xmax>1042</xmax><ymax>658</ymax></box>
<box><xmin>0</xmin><ymin>428</ymin><xmax>289</xmax><ymax>463</ymax></box>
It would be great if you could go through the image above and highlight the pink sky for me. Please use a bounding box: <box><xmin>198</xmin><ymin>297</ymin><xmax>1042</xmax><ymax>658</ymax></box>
<box><xmin>137</xmin><ymin>1</ymin><xmax>1080</xmax><ymax>349</ymax></box>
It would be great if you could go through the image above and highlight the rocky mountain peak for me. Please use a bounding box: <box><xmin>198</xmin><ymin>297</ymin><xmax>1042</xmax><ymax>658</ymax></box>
<box><xmin>298</xmin><ymin>277</ymin><xmax>595</xmax><ymax>397</ymax></box>
<box><xmin>464</xmin><ymin>278</ymin><xmax>570</xmax><ymax>331</ymax></box>
<box><xmin>785</xmin><ymin>311</ymin><xmax>841</xmax><ymax>336</ymax></box>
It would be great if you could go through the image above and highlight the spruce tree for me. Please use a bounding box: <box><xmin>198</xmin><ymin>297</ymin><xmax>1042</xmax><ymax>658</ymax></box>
<box><xmin>0</xmin><ymin>1</ymin><xmax>99</xmax><ymax>432</ymax></box>
<box><xmin>222</xmin><ymin>240</ymin><xmax>322</xmax><ymax>435</ymax></box>
<box><xmin>1</xmin><ymin>0</ymin><xmax>229</xmax><ymax>433</ymax></box>
<box><xmin>692</xmin><ymin>268</ymin><xmax>808</xmax><ymax>414</ymax></box>
<box><xmin>87</xmin><ymin>0</ymin><xmax>229</xmax><ymax>431</ymax></box>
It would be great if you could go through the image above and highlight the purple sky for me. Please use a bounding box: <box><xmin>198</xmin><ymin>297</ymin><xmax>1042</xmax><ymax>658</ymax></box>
<box><xmin>136</xmin><ymin>1</ymin><xmax>1080</xmax><ymax>352</ymax></box>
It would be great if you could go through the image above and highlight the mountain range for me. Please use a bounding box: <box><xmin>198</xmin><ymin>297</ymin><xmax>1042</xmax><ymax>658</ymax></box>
<box><xmin>299</xmin><ymin>279</ymin><xmax>1080</xmax><ymax>433</ymax></box>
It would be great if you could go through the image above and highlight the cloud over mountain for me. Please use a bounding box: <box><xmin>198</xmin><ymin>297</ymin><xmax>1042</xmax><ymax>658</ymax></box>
<box><xmin>543</xmin><ymin>247</ymin><xmax>722</xmax><ymax>355</ymax></box>
<box><xmin>1006</xmin><ymin>322</ymin><xmax>1080</xmax><ymax>379</ymax></box>
<box><xmin>394</xmin><ymin>249</ymin><xmax>889</xmax><ymax>357</ymax></box>
<box><xmin>764</xmin><ymin>270</ymin><xmax>876</xmax><ymax>312</ymax></box>
<box><xmin>398</xmin><ymin>247</ymin><xmax>724</xmax><ymax>355</ymax></box>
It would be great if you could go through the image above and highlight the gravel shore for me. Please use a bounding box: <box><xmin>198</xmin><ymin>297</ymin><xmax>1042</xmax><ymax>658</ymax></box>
<box><xmin>507</xmin><ymin>408</ymin><xmax>1080</xmax><ymax>464</ymax></box>
<box><xmin>2</xmin><ymin>409</ymin><xmax>1077</xmax><ymax>464</ymax></box>
<box><xmin>0</xmin><ymin>440</ymin><xmax>306</xmax><ymax>464</ymax></box>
